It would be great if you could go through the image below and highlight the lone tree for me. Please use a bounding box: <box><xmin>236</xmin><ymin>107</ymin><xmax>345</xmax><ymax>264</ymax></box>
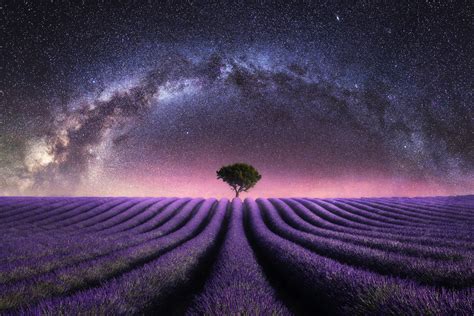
<box><xmin>216</xmin><ymin>163</ymin><xmax>262</xmax><ymax>198</ymax></box>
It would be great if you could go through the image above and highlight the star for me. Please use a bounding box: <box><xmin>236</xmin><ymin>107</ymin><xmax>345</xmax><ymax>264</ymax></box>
<box><xmin>0</xmin><ymin>1</ymin><xmax>471</xmax><ymax>197</ymax></box>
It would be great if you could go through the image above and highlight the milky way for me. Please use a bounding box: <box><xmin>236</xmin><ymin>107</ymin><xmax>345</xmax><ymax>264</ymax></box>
<box><xmin>1</xmin><ymin>1</ymin><xmax>473</xmax><ymax>197</ymax></box>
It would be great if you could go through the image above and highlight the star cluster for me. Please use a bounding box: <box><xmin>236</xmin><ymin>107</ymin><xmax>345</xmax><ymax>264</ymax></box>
<box><xmin>1</xmin><ymin>1</ymin><xmax>472</xmax><ymax>197</ymax></box>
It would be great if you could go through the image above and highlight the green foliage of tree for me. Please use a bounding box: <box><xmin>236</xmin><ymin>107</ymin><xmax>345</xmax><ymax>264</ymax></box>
<box><xmin>216</xmin><ymin>163</ymin><xmax>262</xmax><ymax>198</ymax></box>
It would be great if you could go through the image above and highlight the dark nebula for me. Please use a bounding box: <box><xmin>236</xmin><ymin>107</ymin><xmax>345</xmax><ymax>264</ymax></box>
<box><xmin>1</xmin><ymin>1</ymin><xmax>473</xmax><ymax>197</ymax></box>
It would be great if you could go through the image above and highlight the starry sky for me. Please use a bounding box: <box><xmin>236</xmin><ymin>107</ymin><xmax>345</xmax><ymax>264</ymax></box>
<box><xmin>1</xmin><ymin>1</ymin><xmax>473</xmax><ymax>198</ymax></box>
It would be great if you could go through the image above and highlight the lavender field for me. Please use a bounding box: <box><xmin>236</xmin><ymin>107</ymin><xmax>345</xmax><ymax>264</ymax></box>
<box><xmin>0</xmin><ymin>196</ymin><xmax>473</xmax><ymax>315</ymax></box>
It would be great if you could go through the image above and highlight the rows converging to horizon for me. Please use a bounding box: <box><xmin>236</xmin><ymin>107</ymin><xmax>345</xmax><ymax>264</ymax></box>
<box><xmin>0</xmin><ymin>196</ymin><xmax>473</xmax><ymax>314</ymax></box>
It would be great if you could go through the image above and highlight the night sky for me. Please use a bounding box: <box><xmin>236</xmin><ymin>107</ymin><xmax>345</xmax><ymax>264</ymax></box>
<box><xmin>1</xmin><ymin>1</ymin><xmax>473</xmax><ymax>198</ymax></box>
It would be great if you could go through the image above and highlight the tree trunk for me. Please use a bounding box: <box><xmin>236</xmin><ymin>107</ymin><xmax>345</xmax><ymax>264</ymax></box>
<box><xmin>235</xmin><ymin>190</ymin><xmax>239</xmax><ymax>198</ymax></box>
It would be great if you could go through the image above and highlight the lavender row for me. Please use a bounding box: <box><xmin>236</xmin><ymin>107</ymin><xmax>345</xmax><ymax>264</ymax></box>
<box><xmin>312</xmin><ymin>198</ymin><xmax>472</xmax><ymax>234</ymax></box>
<box><xmin>259</xmin><ymin>199</ymin><xmax>473</xmax><ymax>288</ymax></box>
<box><xmin>0</xmin><ymin>198</ymin><xmax>109</xmax><ymax>228</ymax></box>
<box><xmin>330</xmin><ymin>199</ymin><xmax>473</xmax><ymax>235</ymax></box>
<box><xmin>364</xmin><ymin>196</ymin><xmax>474</xmax><ymax>214</ymax></box>
<box><xmin>302</xmin><ymin>199</ymin><xmax>473</xmax><ymax>241</ymax></box>
<box><xmin>20</xmin><ymin>199</ymin><xmax>228</xmax><ymax>315</ymax></box>
<box><xmin>356</xmin><ymin>199</ymin><xmax>474</xmax><ymax>222</ymax></box>
<box><xmin>245</xmin><ymin>199</ymin><xmax>473</xmax><ymax>315</ymax></box>
<box><xmin>336</xmin><ymin>198</ymin><xmax>472</xmax><ymax>225</ymax></box>
<box><xmin>0</xmin><ymin>196</ymin><xmax>471</xmax><ymax>314</ymax></box>
<box><xmin>0</xmin><ymin>199</ymin><xmax>203</xmax><ymax>287</ymax></box>
<box><xmin>0</xmin><ymin>199</ymin><xmax>216</xmax><ymax>311</ymax></box>
<box><xmin>0</xmin><ymin>198</ymin><xmax>191</xmax><ymax>267</ymax></box>
<box><xmin>292</xmin><ymin>198</ymin><xmax>474</xmax><ymax>250</ymax></box>
<box><xmin>273</xmin><ymin>199</ymin><xmax>470</xmax><ymax>262</ymax></box>
<box><xmin>186</xmin><ymin>198</ymin><xmax>290</xmax><ymax>315</ymax></box>
<box><xmin>0</xmin><ymin>199</ymin><xmax>143</xmax><ymax>261</ymax></box>
<box><xmin>0</xmin><ymin>198</ymin><xmax>82</xmax><ymax>226</ymax></box>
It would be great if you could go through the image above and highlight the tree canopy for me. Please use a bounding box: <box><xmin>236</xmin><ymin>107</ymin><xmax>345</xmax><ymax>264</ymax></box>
<box><xmin>216</xmin><ymin>163</ymin><xmax>262</xmax><ymax>198</ymax></box>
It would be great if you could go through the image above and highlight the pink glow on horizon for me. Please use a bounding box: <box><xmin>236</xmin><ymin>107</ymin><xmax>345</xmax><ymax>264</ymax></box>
<box><xmin>74</xmin><ymin>169</ymin><xmax>473</xmax><ymax>199</ymax></box>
